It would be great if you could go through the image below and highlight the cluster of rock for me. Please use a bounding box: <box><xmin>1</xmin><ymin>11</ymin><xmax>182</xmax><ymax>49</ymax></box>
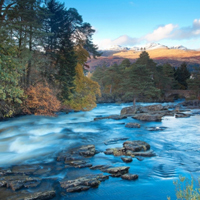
<box><xmin>60</xmin><ymin>174</ymin><xmax>109</xmax><ymax>192</ymax></box>
<box><xmin>94</xmin><ymin>115</ymin><xmax>127</xmax><ymax>121</ymax></box>
<box><xmin>0</xmin><ymin>165</ymin><xmax>56</xmax><ymax>200</ymax></box>
<box><xmin>104</xmin><ymin>140</ymin><xmax>155</xmax><ymax>157</ymax></box>
<box><xmin>94</xmin><ymin>104</ymin><xmax>192</xmax><ymax>123</ymax></box>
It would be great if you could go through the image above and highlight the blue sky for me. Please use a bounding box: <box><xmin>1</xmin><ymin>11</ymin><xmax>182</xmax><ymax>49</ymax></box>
<box><xmin>61</xmin><ymin>0</ymin><xmax>200</xmax><ymax>49</ymax></box>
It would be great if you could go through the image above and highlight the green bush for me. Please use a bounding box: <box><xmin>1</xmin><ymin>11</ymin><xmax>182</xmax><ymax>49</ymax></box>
<box><xmin>168</xmin><ymin>176</ymin><xmax>200</xmax><ymax>200</ymax></box>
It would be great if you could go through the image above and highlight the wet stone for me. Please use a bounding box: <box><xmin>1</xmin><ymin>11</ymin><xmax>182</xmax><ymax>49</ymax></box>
<box><xmin>13</xmin><ymin>190</ymin><xmax>56</xmax><ymax>200</ymax></box>
<box><xmin>104</xmin><ymin>149</ymin><xmax>114</xmax><ymax>155</ymax></box>
<box><xmin>121</xmin><ymin>174</ymin><xmax>138</xmax><ymax>180</ymax></box>
<box><xmin>130</xmin><ymin>150</ymin><xmax>155</xmax><ymax>157</ymax></box>
<box><xmin>90</xmin><ymin>165</ymin><xmax>107</xmax><ymax>170</ymax></box>
<box><xmin>0</xmin><ymin>168</ymin><xmax>12</xmax><ymax>176</ymax></box>
<box><xmin>78</xmin><ymin>145</ymin><xmax>96</xmax><ymax>157</ymax></box>
<box><xmin>106</xmin><ymin>167</ymin><xmax>130</xmax><ymax>177</ymax></box>
<box><xmin>125</xmin><ymin>123</ymin><xmax>140</xmax><ymax>128</ymax></box>
<box><xmin>94</xmin><ymin>115</ymin><xmax>127</xmax><ymax>121</ymax></box>
<box><xmin>11</xmin><ymin>165</ymin><xmax>39</xmax><ymax>175</ymax></box>
<box><xmin>132</xmin><ymin>113</ymin><xmax>162</xmax><ymax>121</ymax></box>
<box><xmin>175</xmin><ymin>113</ymin><xmax>191</xmax><ymax>118</ymax></box>
<box><xmin>121</xmin><ymin>157</ymin><xmax>133</xmax><ymax>163</ymax></box>
<box><xmin>60</xmin><ymin>174</ymin><xmax>109</xmax><ymax>193</ymax></box>
<box><xmin>123</xmin><ymin>140</ymin><xmax>150</xmax><ymax>152</ymax></box>
<box><xmin>67</xmin><ymin>186</ymin><xmax>90</xmax><ymax>192</ymax></box>
<box><xmin>0</xmin><ymin>176</ymin><xmax>41</xmax><ymax>191</ymax></box>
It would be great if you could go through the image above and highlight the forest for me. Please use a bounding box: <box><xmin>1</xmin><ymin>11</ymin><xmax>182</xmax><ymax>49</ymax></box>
<box><xmin>91</xmin><ymin>51</ymin><xmax>200</xmax><ymax>104</ymax></box>
<box><xmin>0</xmin><ymin>0</ymin><xmax>101</xmax><ymax>118</ymax></box>
<box><xmin>1</xmin><ymin>0</ymin><xmax>200</xmax><ymax>119</ymax></box>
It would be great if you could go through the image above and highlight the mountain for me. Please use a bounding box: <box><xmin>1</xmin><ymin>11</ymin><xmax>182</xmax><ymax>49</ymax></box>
<box><xmin>170</xmin><ymin>45</ymin><xmax>187</xmax><ymax>50</ymax></box>
<box><xmin>88</xmin><ymin>43</ymin><xmax>200</xmax><ymax>71</ymax></box>
<box><xmin>100</xmin><ymin>43</ymin><xmax>187</xmax><ymax>51</ymax></box>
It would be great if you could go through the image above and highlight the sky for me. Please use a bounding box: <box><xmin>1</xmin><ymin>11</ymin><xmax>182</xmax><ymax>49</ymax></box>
<box><xmin>61</xmin><ymin>0</ymin><xmax>200</xmax><ymax>49</ymax></box>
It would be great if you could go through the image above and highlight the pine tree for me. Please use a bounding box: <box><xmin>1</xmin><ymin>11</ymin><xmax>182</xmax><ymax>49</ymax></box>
<box><xmin>175</xmin><ymin>62</ymin><xmax>191</xmax><ymax>89</ymax></box>
<box><xmin>121</xmin><ymin>64</ymin><xmax>160</xmax><ymax>105</ymax></box>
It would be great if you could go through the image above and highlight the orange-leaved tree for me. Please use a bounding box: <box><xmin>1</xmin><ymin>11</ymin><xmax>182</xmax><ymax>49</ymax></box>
<box><xmin>23</xmin><ymin>83</ymin><xmax>61</xmax><ymax>116</ymax></box>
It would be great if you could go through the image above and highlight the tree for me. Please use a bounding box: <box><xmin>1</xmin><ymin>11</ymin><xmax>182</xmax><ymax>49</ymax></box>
<box><xmin>0</xmin><ymin>41</ymin><xmax>24</xmax><ymax>117</ymax></box>
<box><xmin>65</xmin><ymin>63</ymin><xmax>101</xmax><ymax>111</ymax></box>
<box><xmin>23</xmin><ymin>82</ymin><xmax>61</xmax><ymax>115</ymax></box>
<box><xmin>187</xmin><ymin>66</ymin><xmax>200</xmax><ymax>98</ymax></box>
<box><xmin>121</xmin><ymin>58</ymin><xmax>131</xmax><ymax>69</ymax></box>
<box><xmin>121</xmin><ymin>64</ymin><xmax>160</xmax><ymax>105</ymax></box>
<box><xmin>155</xmin><ymin>63</ymin><xmax>178</xmax><ymax>91</ymax></box>
<box><xmin>136</xmin><ymin>51</ymin><xmax>157</xmax><ymax>73</ymax></box>
<box><xmin>175</xmin><ymin>62</ymin><xmax>191</xmax><ymax>89</ymax></box>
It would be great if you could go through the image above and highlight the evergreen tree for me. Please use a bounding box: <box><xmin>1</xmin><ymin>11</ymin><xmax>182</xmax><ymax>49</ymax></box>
<box><xmin>187</xmin><ymin>67</ymin><xmax>200</xmax><ymax>98</ymax></box>
<box><xmin>135</xmin><ymin>51</ymin><xmax>157</xmax><ymax>80</ymax></box>
<box><xmin>175</xmin><ymin>62</ymin><xmax>191</xmax><ymax>89</ymax></box>
<box><xmin>121</xmin><ymin>58</ymin><xmax>131</xmax><ymax>69</ymax></box>
<box><xmin>121</xmin><ymin>64</ymin><xmax>160</xmax><ymax>105</ymax></box>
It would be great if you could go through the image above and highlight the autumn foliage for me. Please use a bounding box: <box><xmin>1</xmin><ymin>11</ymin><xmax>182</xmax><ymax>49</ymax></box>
<box><xmin>65</xmin><ymin>63</ymin><xmax>101</xmax><ymax>111</ymax></box>
<box><xmin>23</xmin><ymin>83</ymin><xmax>61</xmax><ymax>116</ymax></box>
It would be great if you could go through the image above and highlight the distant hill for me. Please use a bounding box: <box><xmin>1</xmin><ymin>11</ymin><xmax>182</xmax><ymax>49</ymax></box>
<box><xmin>88</xmin><ymin>44</ymin><xmax>200</xmax><ymax>71</ymax></box>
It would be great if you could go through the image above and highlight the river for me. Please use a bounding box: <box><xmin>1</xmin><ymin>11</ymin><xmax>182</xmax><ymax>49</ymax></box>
<box><xmin>0</xmin><ymin>101</ymin><xmax>200</xmax><ymax>199</ymax></box>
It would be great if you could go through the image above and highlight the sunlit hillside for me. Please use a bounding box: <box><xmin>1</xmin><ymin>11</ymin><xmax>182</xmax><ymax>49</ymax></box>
<box><xmin>113</xmin><ymin>48</ymin><xmax>200</xmax><ymax>62</ymax></box>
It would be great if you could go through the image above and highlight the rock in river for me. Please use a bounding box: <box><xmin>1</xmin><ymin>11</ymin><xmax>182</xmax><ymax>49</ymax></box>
<box><xmin>121</xmin><ymin>174</ymin><xmax>138</xmax><ymax>180</ymax></box>
<box><xmin>132</xmin><ymin>113</ymin><xmax>162</xmax><ymax>121</ymax></box>
<box><xmin>123</xmin><ymin>140</ymin><xmax>150</xmax><ymax>152</ymax></box>
<box><xmin>175</xmin><ymin>113</ymin><xmax>191</xmax><ymax>118</ymax></box>
<box><xmin>104</xmin><ymin>140</ymin><xmax>155</xmax><ymax>157</ymax></box>
<box><xmin>106</xmin><ymin>166</ymin><xmax>130</xmax><ymax>177</ymax></box>
<box><xmin>121</xmin><ymin>157</ymin><xmax>133</xmax><ymax>163</ymax></box>
<box><xmin>60</xmin><ymin>174</ymin><xmax>109</xmax><ymax>193</ymax></box>
<box><xmin>0</xmin><ymin>175</ymin><xmax>41</xmax><ymax>191</ymax></box>
<box><xmin>94</xmin><ymin>115</ymin><xmax>127</xmax><ymax>121</ymax></box>
<box><xmin>125</xmin><ymin>123</ymin><xmax>140</xmax><ymax>128</ymax></box>
<box><xmin>78</xmin><ymin>145</ymin><xmax>96</xmax><ymax>157</ymax></box>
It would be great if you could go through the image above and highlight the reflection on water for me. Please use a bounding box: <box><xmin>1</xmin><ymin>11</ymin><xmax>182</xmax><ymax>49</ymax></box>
<box><xmin>0</xmin><ymin>101</ymin><xmax>200</xmax><ymax>199</ymax></box>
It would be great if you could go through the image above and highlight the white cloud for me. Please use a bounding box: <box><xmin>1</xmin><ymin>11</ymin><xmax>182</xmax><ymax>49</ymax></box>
<box><xmin>171</xmin><ymin>19</ymin><xmax>200</xmax><ymax>40</ymax></box>
<box><xmin>144</xmin><ymin>24</ymin><xmax>177</xmax><ymax>41</ymax></box>
<box><xmin>95</xmin><ymin>19</ymin><xmax>200</xmax><ymax>49</ymax></box>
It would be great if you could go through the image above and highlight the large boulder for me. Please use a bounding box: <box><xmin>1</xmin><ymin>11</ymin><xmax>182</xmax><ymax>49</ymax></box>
<box><xmin>121</xmin><ymin>174</ymin><xmax>138</xmax><ymax>180</ymax></box>
<box><xmin>104</xmin><ymin>140</ymin><xmax>154</xmax><ymax>157</ymax></box>
<box><xmin>106</xmin><ymin>167</ymin><xmax>130</xmax><ymax>177</ymax></box>
<box><xmin>60</xmin><ymin>174</ymin><xmax>109</xmax><ymax>193</ymax></box>
<box><xmin>78</xmin><ymin>145</ymin><xmax>96</xmax><ymax>157</ymax></box>
<box><xmin>94</xmin><ymin>115</ymin><xmax>127</xmax><ymax>121</ymax></box>
<box><xmin>0</xmin><ymin>176</ymin><xmax>41</xmax><ymax>191</ymax></box>
<box><xmin>125</xmin><ymin>123</ymin><xmax>140</xmax><ymax>128</ymax></box>
<box><xmin>120</xmin><ymin>106</ymin><xmax>137</xmax><ymax>116</ymax></box>
<box><xmin>132</xmin><ymin>113</ymin><xmax>162</xmax><ymax>121</ymax></box>
<box><xmin>138</xmin><ymin>104</ymin><xmax>165</xmax><ymax>112</ymax></box>
<box><xmin>120</xmin><ymin>104</ymin><xmax>168</xmax><ymax>117</ymax></box>
<box><xmin>123</xmin><ymin>140</ymin><xmax>150</xmax><ymax>152</ymax></box>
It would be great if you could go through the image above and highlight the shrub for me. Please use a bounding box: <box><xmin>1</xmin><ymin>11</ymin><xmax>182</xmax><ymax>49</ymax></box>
<box><xmin>168</xmin><ymin>176</ymin><xmax>200</xmax><ymax>200</ymax></box>
<box><xmin>23</xmin><ymin>83</ymin><xmax>61</xmax><ymax>116</ymax></box>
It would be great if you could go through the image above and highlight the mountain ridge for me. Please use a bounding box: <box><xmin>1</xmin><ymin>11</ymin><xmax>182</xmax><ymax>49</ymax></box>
<box><xmin>100</xmin><ymin>43</ymin><xmax>190</xmax><ymax>51</ymax></box>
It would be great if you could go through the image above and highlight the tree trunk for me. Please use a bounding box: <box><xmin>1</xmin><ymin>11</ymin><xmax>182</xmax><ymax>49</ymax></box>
<box><xmin>110</xmin><ymin>84</ymin><xmax>112</xmax><ymax>94</ymax></box>
<box><xmin>133</xmin><ymin>97</ymin><xmax>137</xmax><ymax>106</ymax></box>
<box><xmin>27</xmin><ymin>23</ymin><xmax>33</xmax><ymax>87</ymax></box>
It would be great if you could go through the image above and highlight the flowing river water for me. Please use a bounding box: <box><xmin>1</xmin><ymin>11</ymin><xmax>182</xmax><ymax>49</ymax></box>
<box><xmin>0</xmin><ymin>101</ymin><xmax>200</xmax><ymax>199</ymax></box>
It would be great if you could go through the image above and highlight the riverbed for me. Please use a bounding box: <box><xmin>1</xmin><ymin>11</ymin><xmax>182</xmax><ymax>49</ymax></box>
<box><xmin>0</xmin><ymin>101</ymin><xmax>200</xmax><ymax>199</ymax></box>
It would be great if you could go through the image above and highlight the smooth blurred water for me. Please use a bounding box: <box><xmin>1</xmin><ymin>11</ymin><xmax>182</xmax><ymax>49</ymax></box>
<box><xmin>0</xmin><ymin>101</ymin><xmax>200</xmax><ymax>199</ymax></box>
